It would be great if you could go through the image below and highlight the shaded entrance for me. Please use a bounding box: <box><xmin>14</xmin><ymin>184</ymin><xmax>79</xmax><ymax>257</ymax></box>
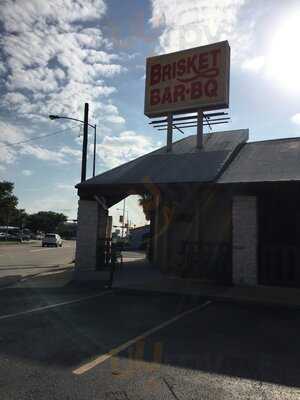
<box><xmin>259</xmin><ymin>193</ymin><xmax>300</xmax><ymax>287</ymax></box>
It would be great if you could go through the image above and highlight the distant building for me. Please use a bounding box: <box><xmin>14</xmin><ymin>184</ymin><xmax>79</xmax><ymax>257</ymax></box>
<box><xmin>128</xmin><ymin>225</ymin><xmax>150</xmax><ymax>250</ymax></box>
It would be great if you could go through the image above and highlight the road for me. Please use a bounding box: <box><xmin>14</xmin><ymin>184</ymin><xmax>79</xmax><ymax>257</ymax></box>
<box><xmin>0</xmin><ymin>241</ymin><xmax>76</xmax><ymax>287</ymax></box>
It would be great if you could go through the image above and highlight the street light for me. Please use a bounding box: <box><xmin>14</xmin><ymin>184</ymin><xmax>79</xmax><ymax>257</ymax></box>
<box><xmin>49</xmin><ymin>105</ymin><xmax>97</xmax><ymax>180</ymax></box>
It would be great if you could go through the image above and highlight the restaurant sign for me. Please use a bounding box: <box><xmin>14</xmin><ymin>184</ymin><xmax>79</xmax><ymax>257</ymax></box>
<box><xmin>144</xmin><ymin>41</ymin><xmax>230</xmax><ymax>117</ymax></box>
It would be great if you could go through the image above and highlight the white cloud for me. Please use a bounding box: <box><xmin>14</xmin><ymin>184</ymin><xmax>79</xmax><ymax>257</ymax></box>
<box><xmin>104</xmin><ymin>115</ymin><xmax>126</xmax><ymax>124</ymax></box>
<box><xmin>150</xmin><ymin>0</ymin><xmax>272</xmax><ymax>68</ymax></box>
<box><xmin>0</xmin><ymin>120</ymin><xmax>25</xmax><ymax>167</ymax></box>
<box><xmin>242</xmin><ymin>56</ymin><xmax>265</xmax><ymax>72</ymax></box>
<box><xmin>22</xmin><ymin>169</ymin><xmax>33</xmax><ymax>176</ymax></box>
<box><xmin>0</xmin><ymin>0</ymin><xmax>126</xmax><ymax>124</ymax></box>
<box><xmin>97</xmin><ymin>130</ymin><xmax>158</xmax><ymax>168</ymax></box>
<box><xmin>0</xmin><ymin>120</ymin><xmax>25</xmax><ymax>143</ymax></box>
<box><xmin>20</xmin><ymin>144</ymin><xmax>68</xmax><ymax>164</ymax></box>
<box><xmin>149</xmin><ymin>0</ymin><xmax>255</xmax><ymax>63</ymax></box>
<box><xmin>1</xmin><ymin>0</ymin><xmax>107</xmax><ymax>33</ymax></box>
<box><xmin>291</xmin><ymin>114</ymin><xmax>300</xmax><ymax>125</ymax></box>
<box><xmin>0</xmin><ymin>64</ymin><xmax>6</xmax><ymax>76</ymax></box>
<box><xmin>60</xmin><ymin>146</ymin><xmax>82</xmax><ymax>159</ymax></box>
<box><xmin>3</xmin><ymin>92</ymin><xmax>28</xmax><ymax>108</ymax></box>
<box><xmin>57</xmin><ymin>183</ymin><xmax>76</xmax><ymax>190</ymax></box>
<box><xmin>26</xmin><ymin>194</ymin><xmax>77</xmax><ymax>218</ymax></box>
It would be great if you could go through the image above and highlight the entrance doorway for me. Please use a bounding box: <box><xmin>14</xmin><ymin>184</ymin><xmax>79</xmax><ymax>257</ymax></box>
<box><xmin>259</xmin><ymin>195</ymin><xmax>300</xmax><ymax>287</ymax></box>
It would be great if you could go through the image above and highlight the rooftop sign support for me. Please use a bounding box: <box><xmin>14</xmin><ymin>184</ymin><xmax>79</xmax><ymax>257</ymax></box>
<box><xmin>144</xmin><ymin>41</ymin><xmax>230</xmax><ymax>149</ymax></box>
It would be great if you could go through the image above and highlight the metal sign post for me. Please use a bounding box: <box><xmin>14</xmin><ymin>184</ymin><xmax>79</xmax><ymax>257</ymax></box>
<box><xmin>167</xmin><ymin>113</ymin><xmax>173</xmax><ymax>152</ymax></box>
<box><xmin>197</xmin><ymin>110</ymin><xmax>203</xmax><ymax>149</ymax></box>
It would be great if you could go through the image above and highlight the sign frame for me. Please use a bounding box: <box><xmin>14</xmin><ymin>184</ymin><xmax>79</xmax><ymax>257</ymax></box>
<box><xmin>144</xmin><ymin>41</ymin><xmax>230</xmax><ymax>118</ymax></box>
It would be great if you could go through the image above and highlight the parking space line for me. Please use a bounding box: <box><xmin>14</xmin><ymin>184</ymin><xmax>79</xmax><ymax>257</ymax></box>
<box><xmin>0</xmin><ymin>291</ymin><xmax>113</xmax><ymax>321</ymax></box>
<box><xmin>73</xmin><ymin>300</ymin><xmax>212</xmax><ymax>375</ymax></box>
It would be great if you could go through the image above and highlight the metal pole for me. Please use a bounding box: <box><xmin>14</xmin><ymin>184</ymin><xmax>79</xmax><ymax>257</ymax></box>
<box><xmin>197</xmin><ymin>109</ymin><xmax>203</xmax><ymax>149</ymax></box>
<box><xmin>93</xmin><ymin>124</ymin><xmax>97</xmax><ymax>177</ymax></box>
<box><xmin>81</xmin><ymin>103</ymin><xmax>89</xmax><ymax>182</ymax></box>
<box><xmin>122</xmin><ymin>198</ymin><xmax>126</xmax><ymax>238</ymax></box>
<box><xmin>167</xmin><ymin>113</ymin><xmax>173</xmax><ymax>152</ymax></box>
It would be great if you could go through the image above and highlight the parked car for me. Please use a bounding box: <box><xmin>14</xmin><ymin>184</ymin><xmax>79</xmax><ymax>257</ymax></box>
<box><xmin>42</xmin><ymin>233</ymin><xmax>63</xmax><ymax>247</ymax></box>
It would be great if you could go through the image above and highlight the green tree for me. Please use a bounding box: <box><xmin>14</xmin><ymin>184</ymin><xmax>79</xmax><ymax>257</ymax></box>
<box><xmin>26</xmin><ymin>211</ymin><xmax>68</xmax><ymax>233</ymax></box>
<box><xmin>9</xmin><ymin>209</ymin><xmax>28</xmax><ymax>228</ymax></box>
<box><xmin>57</xmin><ymin>222</ymin><xmax>77</xmax><ymax>239</ymax></box>
<box><xmin>0</xmin><ymin>181</ymin><xmax>18</xmax><ymax>225</ymax></box>
<box><xmin>138</xmin><ymin>193</ymin><xmax>154</xmax><ymax>221</ymax></box>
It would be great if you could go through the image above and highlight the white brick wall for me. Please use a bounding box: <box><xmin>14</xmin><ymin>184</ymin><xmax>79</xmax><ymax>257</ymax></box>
<box><xmin>232</xmin><ymin>196</ymin><xmax>258</xmax><ymax>286</ymax></box>
<box><xmin>74</xmin><ymin>199</ymin><xmax>107</xmax><ymax>273</ymax></box>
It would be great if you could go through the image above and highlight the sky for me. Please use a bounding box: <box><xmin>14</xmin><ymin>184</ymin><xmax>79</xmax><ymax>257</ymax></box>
<box><xmin>1</xmin><ymin>0</ymin><xmax>300</xmax><ymax>226</ymax></box>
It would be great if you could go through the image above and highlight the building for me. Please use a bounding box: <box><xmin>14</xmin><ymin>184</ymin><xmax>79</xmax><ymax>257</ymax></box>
<box><xmin>74</xmin><ymin>129</ymin><xmax>300</xmax><ymax>288</ymax></box>
<box><xmin>128</xmin><ymin>225</ymin><xmax>150</xmax><ymax>251</ymax></box>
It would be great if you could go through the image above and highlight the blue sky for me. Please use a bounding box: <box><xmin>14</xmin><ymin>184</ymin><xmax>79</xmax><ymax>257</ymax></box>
<box><xmin>1</xmin><ymin>0</ymin><xmax>300</xmax><ymax>225</ymax></box>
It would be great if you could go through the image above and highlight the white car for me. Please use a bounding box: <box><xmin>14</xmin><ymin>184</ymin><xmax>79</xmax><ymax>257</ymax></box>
<box><xmin>42</xmin><ymin>233</ymin><xmax>63</xmax><ymax>247</ymax></box>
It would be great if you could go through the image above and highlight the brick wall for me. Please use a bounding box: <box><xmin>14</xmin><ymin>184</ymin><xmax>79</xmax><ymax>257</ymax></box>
<box><xmin>75</xmin><ymin>200</ymin><xmax>99</xmax><ymax>271</ymax></box>
<box><xmin>232</xmin><ymin>196</ymin><xmax>258</xmax><ymax>286</ymax></box>
<box><xmin>75</xmin><ymin>199</ymin><xmax>107</xmax><ymax>274</ymax></box>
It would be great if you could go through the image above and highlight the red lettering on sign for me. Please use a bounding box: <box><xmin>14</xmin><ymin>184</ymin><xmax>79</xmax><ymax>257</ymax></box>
<box><xmin>162</xmin><ymin>87</ymin><xmax>172</xmax><ymax>104</ymax></box>
<box><xmin>150</xmin><ymin>88</ymin><xmax>160</xmax><ymax>105</ymax></box>
<box><xmin>191</xmin><ymin>81</ymin><xmax>203</xmax><ymax>99</ymax></box>
<box><xmin>150</xmin><ymin>64</ymin><xmax>161</xmax><ymax>86</ymax></box>
<box><xmin>173</xmin><ymin>84</ymin><xmax>186</xmax><ymax>103</ymax></box>
<box><xmin>177</xmin><ymin>58</ymin><xmax>186</xmax><ymax>77</ymax></box>
<box><xmin>205</xmin><ymin>79</ymin><xmax>218</xmax><ymax>97</ymax></box>
<box><xmin>199</xmin><ymin>52</ymin><xmax>209</xmax><ymax>69</ymax></box>
<box><xmin>162</xmin><ymin>64</ymin><xmax>172</xmax><ymax>82</ymax></box>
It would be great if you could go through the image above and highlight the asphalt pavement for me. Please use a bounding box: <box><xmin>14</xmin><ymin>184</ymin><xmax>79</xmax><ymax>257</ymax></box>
<box><xmin>0</xmin><ymin>271</ymin><xmax>299</xmax><ymax>399</ymax></box>
<box><xmin>0</xmin><ymin>240</ymin><xmax>76</xmax><ymax>287</ymax></box>
<box><xmin>0</xmin><ymin>245</ymin><xmax>300</xmax><ymax>399</ymax></box>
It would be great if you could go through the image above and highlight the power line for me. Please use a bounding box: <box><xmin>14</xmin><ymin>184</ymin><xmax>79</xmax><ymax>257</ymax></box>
<box><xmin>0</xmin><ymin>127</ymin><xmax>73</xmax><ymax>148</ymax></box>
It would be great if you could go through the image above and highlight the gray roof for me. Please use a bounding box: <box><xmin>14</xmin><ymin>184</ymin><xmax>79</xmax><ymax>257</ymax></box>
<box><xmin>77</xmin><ymin>129</ymin><xmax>249</xmax><ymax>189</ymax></box>
<box><xmin>218</xmin><ymin>137</ymin><xmax>300</xmax><ymax>183</ymax></box>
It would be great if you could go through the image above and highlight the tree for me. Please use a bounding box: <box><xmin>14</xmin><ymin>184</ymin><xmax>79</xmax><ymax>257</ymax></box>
<box><xmin>138</xmin><ymin>193</ymin><xmax>154</xmax><ymax>221</ymax></box>
<box><xmin>26</xmin><ymin>211</ymin><xmax>68</xmax><ymax>233</ymax></box>
<box><xmin>57</xmin><ymin>222</ymin><xmax>77</xmax><ymax>239</ymax></box>
<box><xmin>9</xmin><ymin>209</ymin><xmax>28</xmax><ymax>228</ymax></box>
<box><xmin>0</xmin><ymin>181</ymin><xmax>18</xmax><ymax>225</ymax></box>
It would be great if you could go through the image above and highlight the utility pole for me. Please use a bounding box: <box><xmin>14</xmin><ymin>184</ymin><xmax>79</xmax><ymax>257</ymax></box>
<box><xmin>122</xmin><ymin>198</ymin><xmax>126</xmax><ymax>238</ymax></box>
<box><xmin>81</xmin><ymin>103</ymin><xmax>89</xmax><ymax>182</ymax></box>
<box><xmin>93</xmin><ymin>124</ymin><xmax>97</xmax><ymax>177</ymax></box>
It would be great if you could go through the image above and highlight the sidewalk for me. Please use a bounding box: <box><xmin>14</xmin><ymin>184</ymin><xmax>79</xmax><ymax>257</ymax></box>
<box><xmin>9</xmin><ymin>258</ymin><xmax>300</xmax><ymax>309</ymax></box>
<box><xmin>113</xmin><ymin>259</ymin><xmax>300</xmax><ymax>309</ymax></box>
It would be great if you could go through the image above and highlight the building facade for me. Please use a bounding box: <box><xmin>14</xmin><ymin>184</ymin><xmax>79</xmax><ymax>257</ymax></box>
<box><xmin>75</xmin><ymin>129</ymin><xmax>300</xmax><ymax>288</ymax></box>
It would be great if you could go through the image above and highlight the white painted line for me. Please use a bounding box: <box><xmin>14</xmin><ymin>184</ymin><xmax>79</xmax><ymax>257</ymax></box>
<box><xmin>0</xmin><ymin>290</ymin><xmax>113</xmax><ymax>321</ymax></box>
<box><xmin>73</xmin><ymin>300</ymin><xmax>212</xmax><ymax>375</ymax></box>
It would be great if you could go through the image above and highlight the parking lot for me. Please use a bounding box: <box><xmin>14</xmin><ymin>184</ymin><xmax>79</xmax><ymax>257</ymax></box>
<box><xmin>0</xmin><ymin>270</ymin><xmax>300</xmax><ymax>400</ymax></box>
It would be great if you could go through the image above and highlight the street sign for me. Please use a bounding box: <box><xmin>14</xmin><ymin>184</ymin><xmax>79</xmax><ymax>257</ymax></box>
<box><xmin>144</xmin><ymin>41</ymin><xmax>230</xmax><ymax>117</ymax></box>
